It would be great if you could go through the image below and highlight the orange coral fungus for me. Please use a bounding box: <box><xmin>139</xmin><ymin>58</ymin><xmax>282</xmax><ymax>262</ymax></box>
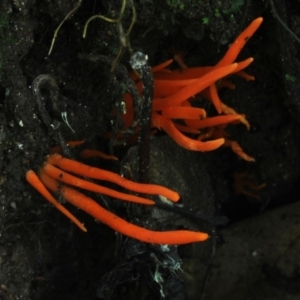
<box><xmin>115</xmin><ymin>17</ymin><xmax>263</xmax><ymax>159</ymax></box>
<box><xmin>233</xmin><ymin>171</ymin><xmax>266</xmax><ymax>200</ymax></box>
<box><xmin>46</xmin><ymin>154</ymin><xmax>180</xmax><ymax>202</ymax></box>
<box><xmin>26</xmin><ymin>170</ymin><xmax>87</xmax><ymax>232</ymax></box>
<box><xmin>26</xmin><ymin>154</ymin><xmax>209</xmax><ymax>245</ymax></box>
<box><xmin>50</xmin><ymin>140</ymin><xmax>118</xmax><ymax>161</ymax></box>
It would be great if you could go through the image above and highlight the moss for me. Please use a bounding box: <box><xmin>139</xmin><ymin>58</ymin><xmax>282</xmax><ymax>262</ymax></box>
<box><xmin>138</xmin><ymin>0</ymin><xmax>205</xmax><ymax>37</ymax></box>
<box><xmin>285</xmin><ymin>74</ymin><xmax>296</xmax><ymax>82</ymax></box>
<box><xmin>214</xmin><ymin>8</ymin><xmax>221</xmax><ymax>18</ymax></box>
<box><xmin>222</xmin><ymin>0</ymin><xmax>244</xmax><ymax>14</ymax></box>
<box><xmin>202</xmin><ymin>17</ymin><xmax>209</xmax><ymax>25</ymax></box>
<box><xmin>165</xmin><ymin>0</ymin><xmax>185</xmax><ymax>12</ymax></box>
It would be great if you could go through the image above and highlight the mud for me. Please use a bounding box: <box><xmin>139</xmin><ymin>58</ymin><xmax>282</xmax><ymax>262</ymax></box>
<box><xmin>0</xmin><ymin>0</ymin><xmax>300</xmax><ymax>299</ymax></box>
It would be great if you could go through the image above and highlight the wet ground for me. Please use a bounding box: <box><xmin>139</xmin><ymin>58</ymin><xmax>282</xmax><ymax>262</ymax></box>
<box><xmin>0</xmin><ymin>0</ymin><xmax>300</xmax><ymax>299</ymax></box>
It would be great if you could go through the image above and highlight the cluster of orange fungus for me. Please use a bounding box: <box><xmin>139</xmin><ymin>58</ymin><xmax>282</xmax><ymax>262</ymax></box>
<box><xmin>26</xmin><ymin>153</ymin><xmax>209</xmax><ymax>245</ymax></box>
<box><xmin>119</xmin><ymin>17</ymin><xmax>263</xmax><ymax>160</ymax></box>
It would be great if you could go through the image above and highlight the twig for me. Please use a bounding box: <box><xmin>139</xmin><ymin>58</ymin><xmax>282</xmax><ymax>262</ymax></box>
<box><xmin>269</xmin><ymin>0</ymin><xmax>300</xmax><ymax>44</ymax></box>
<box><xmin>48</xmin><ymin>0</ymin><xmax>82</xmax><ymax>55</ymax></box>
<box><xmin>130</xmin><ymin>52</ymin><xmax>154</xmax><ymax>183</ymax></box>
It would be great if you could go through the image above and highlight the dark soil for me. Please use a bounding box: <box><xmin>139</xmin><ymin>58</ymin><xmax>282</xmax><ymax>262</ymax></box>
<box><xmin>0</xmin><ymin>0</ymin><xmax>300</xmax><ymax>299</ymax></box>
